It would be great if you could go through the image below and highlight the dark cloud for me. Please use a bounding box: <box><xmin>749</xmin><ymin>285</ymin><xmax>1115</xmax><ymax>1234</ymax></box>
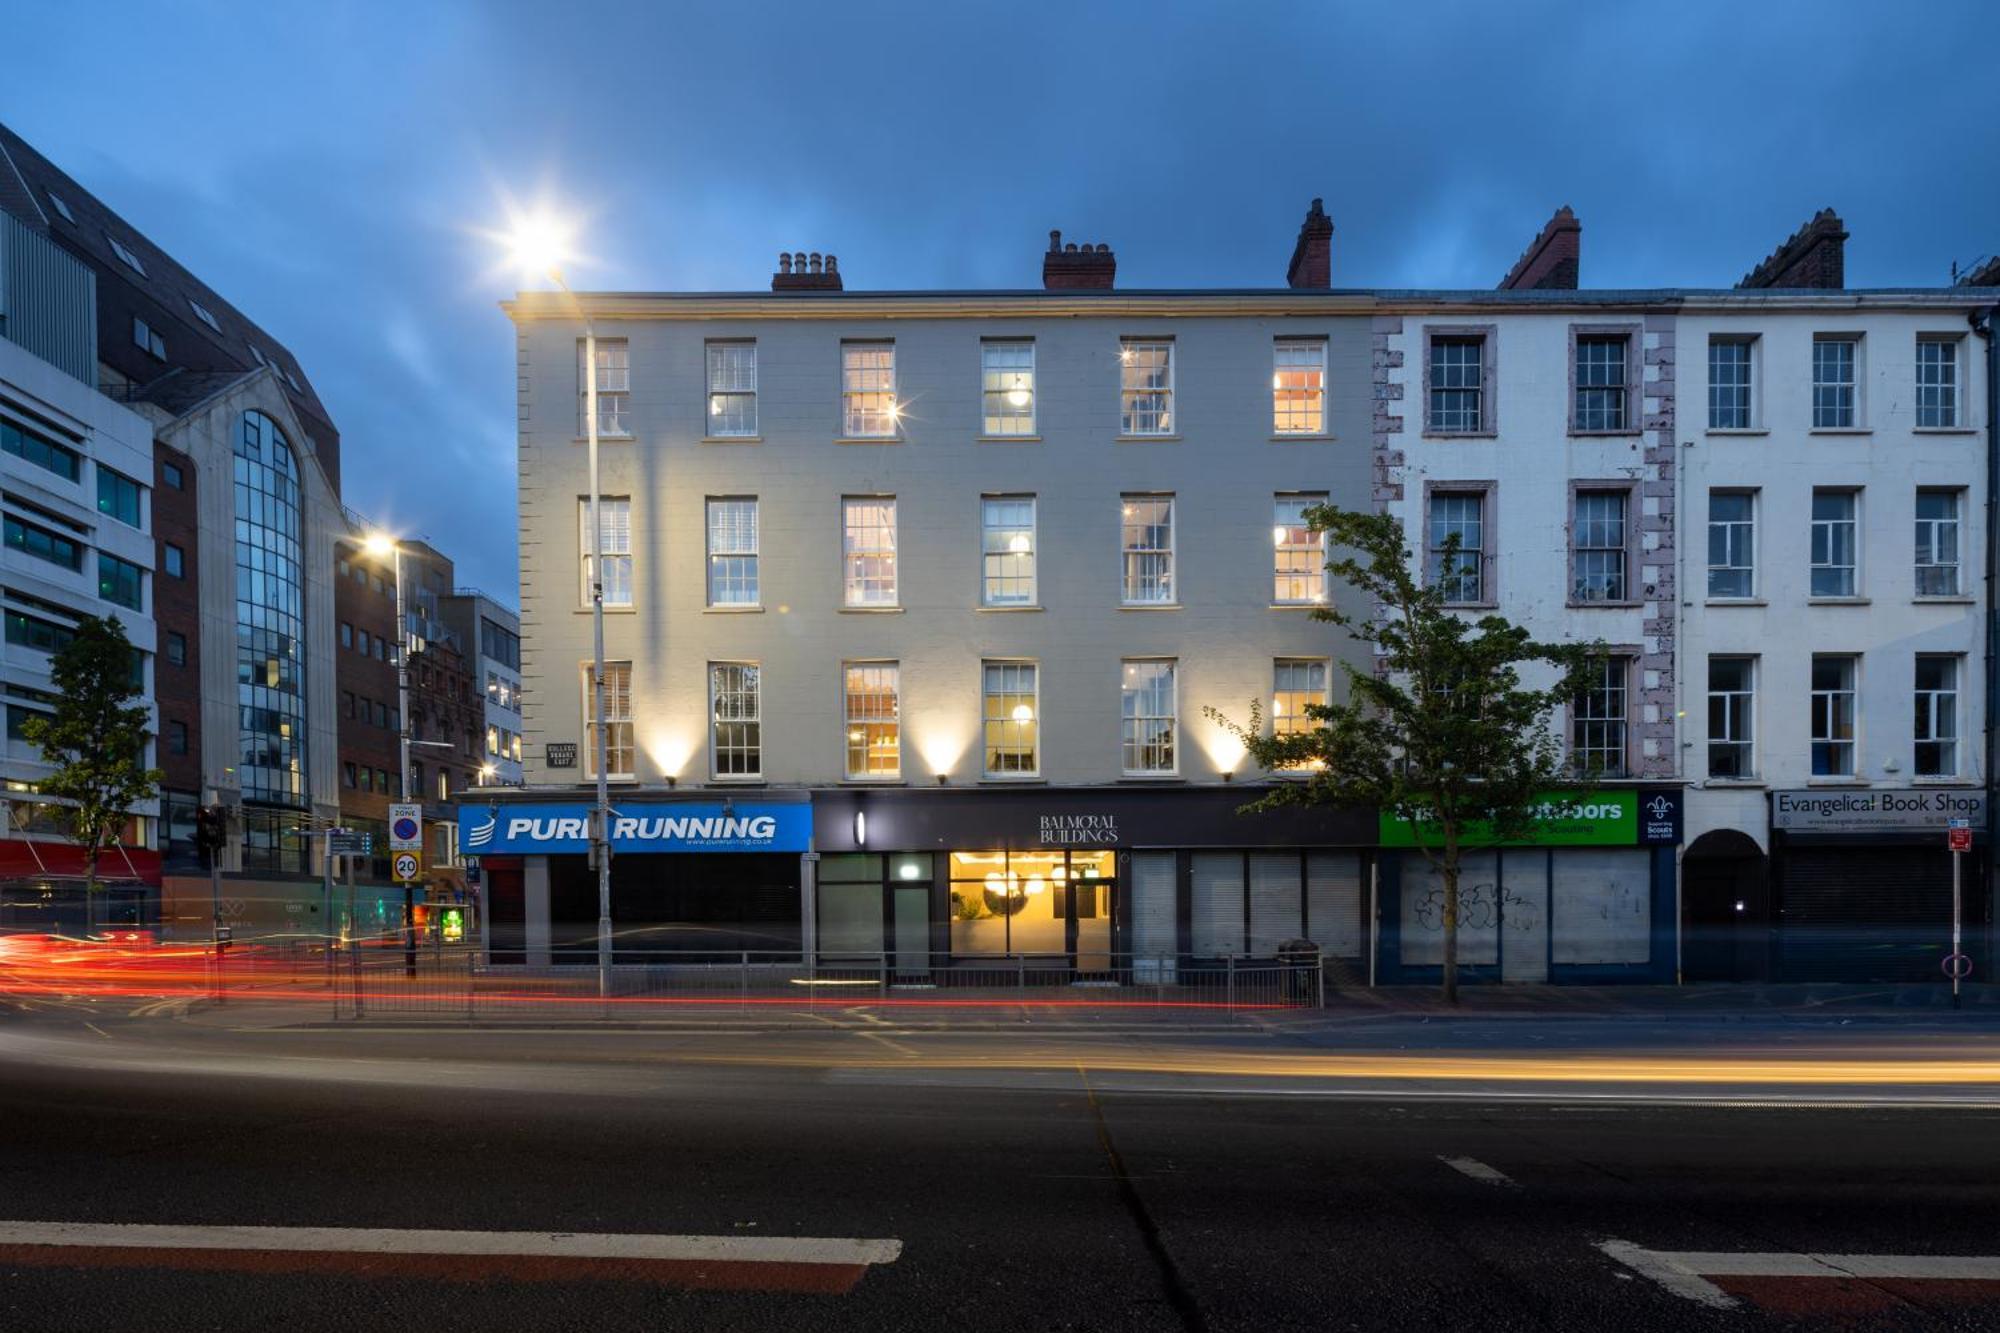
<box><xmin>9</xmin><ymin>1</ymin><xmax>1997</xmax><ymax>594</ymax></box>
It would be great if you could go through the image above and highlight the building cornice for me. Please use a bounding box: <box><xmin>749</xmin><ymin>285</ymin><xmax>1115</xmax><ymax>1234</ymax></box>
<box><xmin>503</xmin><ymin>287</ymin><xmax>2000</xmax><ymax>324</ymax></box>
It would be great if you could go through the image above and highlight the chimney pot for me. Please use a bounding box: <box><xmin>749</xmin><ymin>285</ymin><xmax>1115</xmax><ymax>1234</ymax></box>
<box><xmin>1286</xmin><ymin>197</ymin><xmax>1335</xmax><ymax>289</ymax></box>
<box><xmin>778</xmin><ymin>253</ymin><xmax>792</xmax><ymax>274</ymax></box>
<box><xmin>1049</xmin><ymin>229</ymin><xmax>1062</xmax><ymax>253</ymax></box>
<box><xmin>772</xmin><ymin>246</ymin><xmax>845</xmax><ymax>292</ymax></box>
<box><xmin>1042</xmin><ymin>230</ymin><xmax>1116</xmax><ymax>290</ymax></box>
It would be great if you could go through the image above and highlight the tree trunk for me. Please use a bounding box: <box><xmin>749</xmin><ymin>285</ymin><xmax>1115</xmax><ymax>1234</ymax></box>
<box><xmin>1441</xmin><ymin>858</ymin><xmax>1459</xmax><ymax>1005</ymax></box>
<box><xmin>83</xmin><ymin>843</ymin><xmax>99</xmax><ymax>940</ymax></box>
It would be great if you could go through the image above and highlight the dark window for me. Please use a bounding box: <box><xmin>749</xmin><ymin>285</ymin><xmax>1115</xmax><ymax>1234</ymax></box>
<box><xmin>5</xmin><ymin>610</ymin><xmax>76</xmax><ymax>653</ymax></box>
<box><xmin>2</xmin><ymin>420</ymin><xmax>81</xmax><ymax>482</ymax></box>
<box><xmin>161</xmin><ymin>461</ymin><xmax>184</xmax><ymax>490</ymax></box>
<box><xmin>98</xmin><ymin>553</ymin><xmax>144</xmax><ymax>610</ymax></box>
<box><xmin>483</xmin><ymin>618</ymin><xmax>522</xmax><ymax>671</ymax></box>
<box><xmin>375</xmin><ymin>701</ymin><xmax>388</xmax><ymax>728</ymax></box>
<box><xmin>163</xmin><ymin>543</ymin><xmax>185</xmax><ymax>578</ymax></box>
<box><xmin>1428</xmin><ymin>336</ymin><xmax>1485</xmax><ymax>432</ymax></box>
<box><xmin>166</xmin><ymin>631</ymin><xmax>186</xmax><ymax>667</ymax></box>
<box><xmin>1571</xmin><ymin>490</ymin><xmax>1628</xmax><ymax>601</ymax></box>
<box><xmin>1574</xmin><ymin>335</ymin><xmax>1629</xmax><ymax>431</ymax></box>
<box><xmin>97</xmin><ymin>465</ymin><xmax>144</xmax><ymax>527</ymax></box>
<box><xmin>132</xmin><ymin>316</ymin><xmax>166</xmax><ymax>360</ymax></box>
<box><xmin>168</xmin><ymin>720</ymin><xmax>189</xmax><ymax>755</ymax></box>
<box><xmin>339</xmin><ymin>622</ymin><xmax>352</xmax><ymax>649</ymax></box>
<box><xmin>343</xmin><ymin>762</ymin><xmax>357</xmax><ymax>788</ymax></box>
<box><xmin>6</xmin><ymin>515</ymin><xmax>83</xmax><ymax>571</ymax></box>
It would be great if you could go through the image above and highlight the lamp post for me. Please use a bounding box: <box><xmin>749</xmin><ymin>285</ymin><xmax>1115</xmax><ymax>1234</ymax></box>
<box><xmin>503</xmin><ymin>217</ymin><xmax>613</xmax><ymax>1002</ymax></box>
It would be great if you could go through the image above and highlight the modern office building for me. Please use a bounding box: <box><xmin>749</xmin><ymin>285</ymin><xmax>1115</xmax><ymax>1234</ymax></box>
<box><xmin>494</xmin><ymin>204</ymin><xmax>1379</xmax><ymax>970</ymax></box>
<box><xmin>438</xmin><ymin>588</ymin><xmax>524</xmax><ymax>787</ymax></box>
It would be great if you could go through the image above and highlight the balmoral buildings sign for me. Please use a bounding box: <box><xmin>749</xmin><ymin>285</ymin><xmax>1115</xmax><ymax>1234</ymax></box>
<box><xmin>1771</xmin><ymin>788</ymin><xmax>1988</xmax><ymax>833</ymax></box>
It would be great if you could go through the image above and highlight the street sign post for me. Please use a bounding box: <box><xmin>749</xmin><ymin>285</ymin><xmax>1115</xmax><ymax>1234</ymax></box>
<box><xmin>1947</xmin><ymin>818</ymin><xmax>1972</xmax><ymax>1007</ymax></box>
<box><xmin>388</xmin><ymin>804</ymin><xmax>423</xmax><ymax>851</ymax></box>
<box><xmin>328</xmin><ymin>830</ymin><xmax>372</xmax><ymax>859</ymax></box>
<box><xmin>392</xmin><ymin>851</ymin><xmax>421</xmax><ymax>884</ymax></box>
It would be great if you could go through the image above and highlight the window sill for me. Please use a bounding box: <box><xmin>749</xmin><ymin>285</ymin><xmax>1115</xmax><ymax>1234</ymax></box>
<box><xmin>701</xmin><ymin>435</ymin><xmax>761</xmax><ymax>444</ymax></box>
<box><xmin>1116</xmin><ymin>434</ymin><xmax>1181</xmax><ymax>443</ymax></box>
<box><xmin>1702</xmin><ymin>778</ymin><xmax>1767</xmax><ymax>789</ymax></box>
<box><xmin>839</xmin><ymin>605</ymin><xmax>904</xmax><ymax>614</ymax></box>
<box><xmin>1806</xmin><ymin>597</ymin><xmax>1871</xmax><ymax>606</ymax></box>
<box><xmin>834</xmin><ymin>436</ymin><xmax>901</xmax><ymax>446</ymax></box>
<box><xmin>1420</xmin><ymin>430</ymin><xmax>1497</xmax><ymax>441</ymax></box>
<box><xmin>1118</xmin><ymin>603</ymin><xmax>1183</xmax><ymax>612</ymax></box>
<box><xmin>1441</xmin><ymin>601</ymin><xmax>1499</xmax><ymax>611</ymax></box>
<box><xmin>703</xmin><ymin>606</ymin><xmax>765</xmax><ymax>614</ymax></box>
<box><xmin>571</xmin><ymin>435</ymin><xmax>635</xmax><ymax>444</ymax></box>
<box><xmin>1269</xmin><ymin>602</ymin><xmax>1331</xmax><ymax>611</ymax></box>
<box><xmin>1910</xmin><ymin>775</ymin><xmax>1975</xmax><ymax>785</ymax></box>
<box><xmin>704</xmin><ymin>778</ymin><xmax>768</xmax><ymax>787</ymax></box>
<box><xmin>977</xmin><ymin>434</ymin><xmax>1040</xmax><ymax>443</ymax></box>
<box><xmin>978</xmin><ymin>776</ymin><xmax>1046</xmax><ymax>786</ymax></box>
<box><xmin>1808</xmin><ymin>427</ymin><xmax>1872</xmax><ymax>436</ymax></box>
<box><xmin>837</xmin><ymin>778</ymin><xmax>907</xmax><ymax>787</ymax></box>
<box><xmin>1567</xmin><ymin>429</ymin><xmax>1643</xmax><ymax>439</ymax></box>
<box><xmin>1912</xmin><ymin>426</ymin><xmax>1977</xmax><ymax>435</ymax></box>
<box><xmin>1705</xmin><ymin>597</ymin><xmax>1766</xmax><ymax>607</ymax></box>
<box><xmin>1566</xmin><ymin>600</ymin><xmax>1643</xmax><ymax>610</ymax></box>
<box><xmin>1271</xmin><ymin>433</ymin><xmax>1336</xmax><ymax>443</ymax></box>
<box><xmin>1704</xmin><ymin>428</ymin><xmax>1770</xmax><ymax>437</ymax></box>
<box><xmin>1913</xmin><ymin>595</ymin><xmax>1975</xmax><ymax>605</ymax></box>
<box><xmin>1804</xmin><ymin>777</ymin><xmax>1870</xmax><ymax>787</ymax></box>
<box><xmin>1118</xmin><ymin>774</ymin><xmax>1185</xmax><ymax>783</ymax></box>
<box><xmin>576</xmin><ymin>607</ymin><xmax>638</xmax><ymax>615</ymax></box>
<box><xmin>977</xmin><ymin>604</ymin><xmax>1043</xmax><ymax>613</ymax></box>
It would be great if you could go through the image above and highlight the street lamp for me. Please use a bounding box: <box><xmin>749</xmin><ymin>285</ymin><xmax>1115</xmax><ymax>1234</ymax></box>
<box><xmin>504</xmin><ymin>214</ymin><xmax>613</xmax><ymax>1002</ymax></box>
<box><xmin>363</xmin><ymin>531</ymin><xmax>411</xmax><ymax>806</ymax></box>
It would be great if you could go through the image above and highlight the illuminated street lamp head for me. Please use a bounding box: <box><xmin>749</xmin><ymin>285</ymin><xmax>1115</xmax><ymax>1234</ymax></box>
<box><xmin>363</xmin><ymin>532</ymin><xmax>396</xmax><ymax>558</ymax></box>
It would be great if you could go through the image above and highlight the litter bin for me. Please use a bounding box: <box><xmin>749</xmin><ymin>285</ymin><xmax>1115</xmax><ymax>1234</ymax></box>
<box><xmin>1277</xmin><ymin>938</ymin><xmax>1321</xmax><ymax>1003</ymax></box>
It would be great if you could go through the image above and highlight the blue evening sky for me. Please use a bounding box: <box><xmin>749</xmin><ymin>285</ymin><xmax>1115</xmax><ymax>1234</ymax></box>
<box><xmin>6</xmin><ymin>1</ymin><xmax>1997</xmax><ymax>597</ymax></box>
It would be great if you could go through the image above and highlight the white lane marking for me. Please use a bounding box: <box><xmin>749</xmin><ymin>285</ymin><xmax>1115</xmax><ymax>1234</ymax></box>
<box><xmin>1438</xmin><ymin>1155</ymin><xmax>1516</xmax><ymax>1187</ymax></box>
<box><xmin>0</xmin><ymin>1221</ymin><xmax>901</xmax><ymax>1267</ymax></box>
<box><xmin>1597</xmin><ymin>1239</ymin><xmax>1738</xmax><ymax>1310</ymax></box>
<box><xmin>1600</xmin><ymin>1240</ymin><xmax>2000</xmax><ymax>1305</ymax></box>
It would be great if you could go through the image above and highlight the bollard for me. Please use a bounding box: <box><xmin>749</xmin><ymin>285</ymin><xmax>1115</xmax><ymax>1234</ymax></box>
<box><xmin>1227</xmin><ymin>954</ymin><xmax>1236</xmax><ymax>1010</ymax></box>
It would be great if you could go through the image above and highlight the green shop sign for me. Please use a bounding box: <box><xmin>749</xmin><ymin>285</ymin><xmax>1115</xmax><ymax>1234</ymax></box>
<box><xmin>1378</xmin><ymin>790</ymin><xmax>1638</xmax><ymax>848</ymax></box>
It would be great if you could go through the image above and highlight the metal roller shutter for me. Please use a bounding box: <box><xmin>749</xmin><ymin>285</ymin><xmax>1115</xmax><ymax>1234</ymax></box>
<box><xmin>1778</xmin><ymin>846</ymin><xmax>1951</xmax><ymax>982</ymax></box>
<box><xmin>1191</xmin><ymin>852</ymin><xmax>1245</xmax><ymax>958</ymax></box>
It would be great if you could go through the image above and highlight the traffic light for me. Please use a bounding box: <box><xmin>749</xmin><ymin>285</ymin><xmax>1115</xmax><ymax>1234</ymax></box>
<box><xmin>439</xmin><ymin>906</ymin><xmax>465</xmax><ymax>943</ymax></box>
<box><xmin>193</xmin><ymin>805</ymin><xmax>230</xmax><ymax>870</ymax></box>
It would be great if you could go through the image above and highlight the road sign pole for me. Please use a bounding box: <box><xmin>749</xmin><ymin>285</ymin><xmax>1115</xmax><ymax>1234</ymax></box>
<box><xmin>1953</xmin><ymin>846</ymin><xmax>1963</xmax><ymax>1010</ymax></box>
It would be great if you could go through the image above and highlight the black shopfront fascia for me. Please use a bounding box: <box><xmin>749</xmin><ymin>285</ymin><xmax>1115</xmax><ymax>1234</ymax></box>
<box><xmin>813</xmin><ymin>786</ymin><xmax>1377</xmax><ymax>966</ymax></box>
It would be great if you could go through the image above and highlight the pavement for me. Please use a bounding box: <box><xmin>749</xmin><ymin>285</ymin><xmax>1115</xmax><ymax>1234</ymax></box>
<box><xmin>4</xmin><ymin>991</ymin><xmax>2000</xmax><ymax>1329</ymax></box>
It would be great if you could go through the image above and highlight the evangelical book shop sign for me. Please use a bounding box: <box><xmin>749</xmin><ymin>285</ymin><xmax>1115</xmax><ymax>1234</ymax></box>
<box><xmin>1771</xmin><ymin>788</ymin><xmax>1988</xmax><ymax>834</ymax></box>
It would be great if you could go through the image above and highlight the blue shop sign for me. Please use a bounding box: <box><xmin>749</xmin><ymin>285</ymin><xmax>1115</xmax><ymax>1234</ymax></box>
<box><xmin>460</xmin><ymin>802</ymin><xmax>811</xmax><ymax>855</ymax></box>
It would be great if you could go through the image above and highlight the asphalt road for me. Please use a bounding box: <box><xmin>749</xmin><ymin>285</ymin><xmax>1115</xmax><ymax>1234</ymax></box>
<box><xmin>4</xmin><ymin>1003</ymin><xmax>2000</xmax><ymax>1330</ymax></box>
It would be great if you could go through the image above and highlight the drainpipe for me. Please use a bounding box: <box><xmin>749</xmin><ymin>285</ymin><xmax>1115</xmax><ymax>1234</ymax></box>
<box><xmin>1974</xmin><ymin>303</ymin><xmax>1997</xmax><ymax>973</ymax></box>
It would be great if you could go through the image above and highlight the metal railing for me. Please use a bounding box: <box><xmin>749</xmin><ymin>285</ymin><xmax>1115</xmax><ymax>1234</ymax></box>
<box><xmin>329</xmin><ymin>949</ymin><xmax>1329</xmax><ymax>1020</ymax></box>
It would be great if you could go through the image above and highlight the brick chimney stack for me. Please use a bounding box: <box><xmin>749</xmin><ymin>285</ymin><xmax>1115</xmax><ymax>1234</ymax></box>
<box><xmin>772</xmin><ymin>251</ymin><xmax>843</xmax><ymax>291</ymax></box>
<box><xmin>1737</xmin><ymin>209</ymin><xmax>1848</xmax><ymax>289</ymax></box>
<box><xmin>1287</xmin><ymin>198</ymin><xmax>1334</xmax><ymax>289</ymax></box>
<box><xmin>1043</xmin><ymin>231</ymin><xmax>1115</xmax><ymax>290</ymax></box>
<box><xmin>1498</xmin><ymin>206</ymin><xmax>1581</xmax><ymax>290</ymax></box>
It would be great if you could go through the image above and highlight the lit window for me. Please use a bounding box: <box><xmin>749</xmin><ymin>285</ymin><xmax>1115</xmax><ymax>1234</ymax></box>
<box><xmin>981</xmin><ymin>496</ymin><xmax>1036</xmax><ymax>606</ymax></box>
<box><xmin>46</xmin><ymin>193</ymin><xmax>73</xmax><ymax>224</ymax></box>
<box><xmin>981</xmin><ymin>341</ymin><xmax>1035</xmax><ymax>436</ymax></box>
<box><xmin>841</xmin><ymin>342</ymin><xmax>897</xmax><ymax>437</ymax></box>
<box><xmin>1810</xmin><ymin>655</ymin><xmax>1856</xmax><ymax>776</ymax></box>
<box><xmin>843</xmin><ymin>662</ymin><xmax>900</xmax><ymax>779</ymax></box>
<box><xmin>1120</xmin><ymin>659</ymin><xmax>1177</xmax><ymax>775</ymax></box>
<box><xmin>583</xmin><ymin>661</ymin><xmax>634</xmax><ymax>781</ymax></box>
<box><xmin>578</xmin><ymin>338</ymin><xmax>631</xmax><ymax>437</ymax></box>
<box><xmin>1273</xmin><ymin>494</ymin><xmax>1328</xmax><ymax>604</ymax></box>
<box><xmin>705</xmin><ymin>498</ymin><xmax>758</xmax><ymax>607</ymax></box>
<box><xmin>1916</xmin><ymin>489</ymin><xmax>1962</xmax><ymax>596</ymax></box>
<box><xmin>1708</xmin><ymin>491</ymin><xmax>1755</xmax><ymax>598</ymax></box>
<box><xmin>1812</xmin><ymin>336</ymin><xmax>1858</xmax><ymax>428</ymax></box>
<box><xmin>98</xmin><ymin>553</ymin><xmax>144</xmax><ymax>611</ymax></box>
<box><xmin>1915</xmin><ymin>655</ymin><xmax>1960</xmax><ymax>777</ymax></box>
<box><xmin>1570</xmin><ymin>657</ymin><xmax>1628</xmax><ymax>777</ymax></box>
<box><xmin>982</xmin><ymin>661</ymin><xmax>1038</xmax><ymax>777</ymax></box>
<box><xmin>1810</xmin><ymin>489</ymin><xmax>1858</xmax><ymax>597</ymax></box>
<box><xmin>706</xmin><ymin>341</ymin><xmax>758</xmax><ymax>436</ymax></box>
<box><xmin>1120</xmin><ymin>495</ymin><xmax>1175</xmax><ymax>605</ymax></box>
<box><xmin>1427</xmin><ymin>491</ymin><xmax>1485</xmax><ymax>604</ymax></box>
<box><xmin>578</xmin><ymin>497</ymin><xmax>633</xmax><ymax>608</ymax></box>
<box><xmin>1708</xmin><ymin>656</ymin><xmax>1755</xmax><ymax>778</ymax></box>
<box><xmin>1571</xmin><ymin>490</ymin><xmax>1628</xmax><ymax>601</ymax></box>
<box><xmin>1272</xmin><ymin>340</ymin><xmax>1326</xmax><ymax>434</ymax></box>
<box><xmin>1273</xmin><ymin>658</ymin><xmax>1328</xmax><ymax>742</ymax></box>
<box><xmin>1573</xmin><ymin>334</ymin><xmax>1629</xmax><ymax>431</ymax></box>
<box><xmin>107</xmin><ymin>234</ymin><xmax>146</xmax><ymax>275</ymax></box>
<box><xmin>1119</xmin><ymin>340</ymin><xmax>1173</xmax><ymax>436</ymax></box>
<box><xmin>1916</xmin><ymin>338</ymin><xmax>1960</xmax><ymax>428</ymax></box>
<box><xmin>132</xmin><ymin>316</ymin><xmax>165</xmax><ymax>359</ymax></box>
<box><xmin>189</xmin><ymin>299</ymin><xmax>221</xmax><ymax>334</ymax></box>
<box><xmin>842</xmin><ymin>497</ymin><xmax>898</xmax><ymax>607</ymax></box>
<box><xmin>1708</xmin><ymin>337</ymin><xmax>1754</xmax><ymax>429</ymax></box>
<box><xmin>709</xmin><ymin>662</ymin><xmax>761</xmax><ymax>778</ymax></box>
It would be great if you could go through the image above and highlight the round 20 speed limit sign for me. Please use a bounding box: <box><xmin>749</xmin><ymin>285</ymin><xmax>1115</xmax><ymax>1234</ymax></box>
<box><xmin>392</xmin><ymin>851</ymin><xmax>421</xmax><ymax>883</ymax></box>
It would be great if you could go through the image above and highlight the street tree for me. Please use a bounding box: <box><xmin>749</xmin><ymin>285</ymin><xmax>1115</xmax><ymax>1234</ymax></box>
<box><xmin>19</xmin><ymin>615</ymin><xmax>163</xmax><ymax>933</ymax></box>
<box><xmin>1208</xmin><ymin>505</ymin><xmax>1599</xmax><ymax>1003</ymax></box>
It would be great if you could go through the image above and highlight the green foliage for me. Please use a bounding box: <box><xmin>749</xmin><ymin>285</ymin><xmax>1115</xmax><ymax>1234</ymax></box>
<box><xmin>18</xmin><ymin>614</ymin><xmax>163</xmax><ymax>893</ymax></box>
<box><xmin>1207</xmin><ymin>505</ymin><xmax>1601</xmax><ymax>1001</ymax></box>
